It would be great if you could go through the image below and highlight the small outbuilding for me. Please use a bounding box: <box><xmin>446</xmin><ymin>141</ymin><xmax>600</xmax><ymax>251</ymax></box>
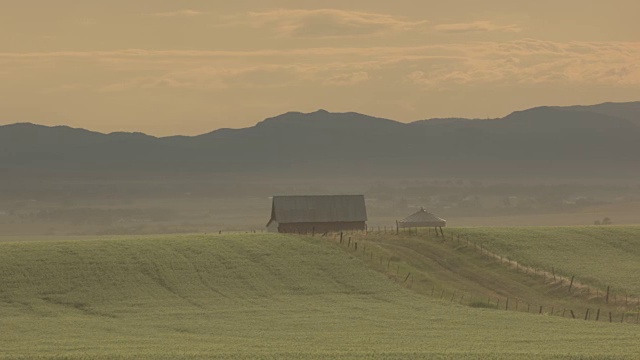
<box><xmin>398</xmin><ymin>207</ymin><xmax>446</xmax><ymax>236</ymax></box>
<box><xmin>266</xmin><ymin>195</ymin><xmax>367</xmax><ymax>234</ymax></box>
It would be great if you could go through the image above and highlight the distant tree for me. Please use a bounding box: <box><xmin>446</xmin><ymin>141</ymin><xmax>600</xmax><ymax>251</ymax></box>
<box><xmin>602</xmin><ymin>217</ymin><xmax>612</xmax><ymax>225</ymax></box>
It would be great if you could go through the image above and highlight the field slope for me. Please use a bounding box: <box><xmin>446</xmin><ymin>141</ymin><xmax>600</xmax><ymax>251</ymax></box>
<box><xmin>0</xmin><ymin>233</ymin><xmax>638</xmax><ymax>359</ymax></box>
<box><xmin>451</xmin><ymin>226</ymin><xmax>640</xmax><ymax>294</ymax></box>
<box><xmin>348</xmin><ymin>226</ymin><xmax>640</xmax><ymax>322</ymax></box>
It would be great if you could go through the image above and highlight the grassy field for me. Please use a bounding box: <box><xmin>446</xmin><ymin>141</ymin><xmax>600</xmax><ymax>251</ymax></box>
<box><xmin>447</xmin><ymin>226</ymin><xmax>640</xmax><ymax>295</ymax></box>
<box><xmin>343</xmin><ymin>227</ymin><xmax>640</xmax><ymax>324</ymax></box>
<box><xmin>0</xmin><ymin>233</ymin><xmax>639</xmax><ymax>359</ymax></box>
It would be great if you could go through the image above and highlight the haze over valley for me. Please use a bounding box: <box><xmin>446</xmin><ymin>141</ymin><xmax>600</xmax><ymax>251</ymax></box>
<box><xmin>2</xmin><ymin>2</ymin><xmax>640</xmax><ymax>359</ymax></box>
<box><xmin>2</xmin><ymin>101</ymin><xmax>640</xmax><ymax>235</ymax></box>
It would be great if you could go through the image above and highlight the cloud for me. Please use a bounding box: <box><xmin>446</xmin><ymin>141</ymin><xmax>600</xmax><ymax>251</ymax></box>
<box><xmin>435</xmin><ymin>21</ymin><xmax>522</xmax><ymax>33</ymax></box>
<box><xmin>323</xmin><ymin>72</ymin><xmax>370</xmax><ymax>86</ymax></box>
<box><xmin>100</xmin><ymin>65</ymin><xmax>312</xmax><ymax>92</ymax></box>
<box><xmin>403</xmin><ymin>40</ymin><xmax>640</xmax><ymax>88</ymax></box>
<box><xmin>2</xmin><ymin>40</ymin><xmax>639</xmax><ymax>93</ymax></box>
<box><xmin>239</xmin><ymin>9</ymin><xmax>428</xmax><ymax>38</ymax></box>
<box><xmin>80</xmin><ymin>19</ymin><xmax>98</xmax><ymax>26</ymax></box>
<box><xmin>42</xmin><ymin>84</ymin><xmax>88</xmax><ymax>94</ymax></box>
<box><xmin>150</xmin><ymin>9</ymin><xmax>205</xmax><ymax>17</ymax></box>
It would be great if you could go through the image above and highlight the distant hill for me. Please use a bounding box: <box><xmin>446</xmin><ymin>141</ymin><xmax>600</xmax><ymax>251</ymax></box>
<box><xmin>1</xmin><ymin>102</ymin><xmax>639</xmax><ymax>178</ymax></box>
<box><xmin>560</xmin><ymin>102</ymin><xmax>640</xmax><ymax>125</ymax></box>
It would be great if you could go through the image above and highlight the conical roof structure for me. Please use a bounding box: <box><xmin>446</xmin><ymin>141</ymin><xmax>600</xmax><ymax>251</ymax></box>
<box><xmin>398</xmin><ymin>207</ymin><xmax>446</xmax><ymax>228</ymax></box>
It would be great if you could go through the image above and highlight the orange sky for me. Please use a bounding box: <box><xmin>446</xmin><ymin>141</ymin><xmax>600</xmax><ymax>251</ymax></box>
<box><xmin>1</xmin><ymin>0</ymin><xmax>639</xmax><ymax>136</ymax></box>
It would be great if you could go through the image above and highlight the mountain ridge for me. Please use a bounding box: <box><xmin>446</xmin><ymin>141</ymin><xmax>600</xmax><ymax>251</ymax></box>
<box><xmin>3</xmin><ymin>101</ymin><xmax>638</xmax><ymax>138</ymax></box>
<box><xmin>1</xmin><ymin>101</ymin><xmax>639</xmax><ymax>178</ymax></box>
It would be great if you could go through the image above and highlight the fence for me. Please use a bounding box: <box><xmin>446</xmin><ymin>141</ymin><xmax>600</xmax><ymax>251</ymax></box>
<box><xmin>320</xmin><ymin>228</ymin><xmax>640</xmax><ymax>325</ymax></box>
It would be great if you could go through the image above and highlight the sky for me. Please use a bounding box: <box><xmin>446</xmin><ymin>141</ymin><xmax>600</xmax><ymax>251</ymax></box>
<box><xmin>1</xmin><ymin>0</ymin><xmax>639</xmax><ymax>136</ymax></box>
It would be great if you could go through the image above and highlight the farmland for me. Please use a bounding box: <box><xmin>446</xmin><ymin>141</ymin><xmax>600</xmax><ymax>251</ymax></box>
<box><xmin>341</xmin><ymin>226</ymin><xmax>640</xmax><ymax>324</ymax></box>
<box><xmin>448</xmin><ymin>226</ymin><xmax>640</xmax><ymax>295</ymax></box>
<box><xmin>0</xmin><ymin>232</ymin><xmax>639</xmax><ymax>359</ymax></box>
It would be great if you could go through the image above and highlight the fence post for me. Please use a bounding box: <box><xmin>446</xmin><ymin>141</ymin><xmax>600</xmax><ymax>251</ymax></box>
<box><xmin>596</xmin><ymin>308</ymin><xmax>600</xmax><ymax>321</ymax></box>
<box><xmin>403</xmin><ymin>273</ymin><xmax>411</xmax><ymax>284</ymax></box>
<box><xmin>606</xmin><ymin>286</ymin><xmax>610</xmax><ymax>304</ymax></box>
<box><xmin>569</xmin><ymin>276</ymin><xmax>575</xmax><ymax>293</ymax></box>
<box><xmin>609</xmin><ymin>312</ymin><xmax>613</xmax><ymax>323</ymax></box>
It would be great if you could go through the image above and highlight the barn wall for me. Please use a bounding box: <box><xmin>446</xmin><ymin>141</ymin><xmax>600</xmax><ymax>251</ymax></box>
<box><xmin>266</xmin><ymin>221</ymin><xmax>279</xmax><ymax>233</ymax></box>
<box><xmin>278</xmin><ymin>222</ymin><xmax>366</xmax><ymax>234</ymax></box>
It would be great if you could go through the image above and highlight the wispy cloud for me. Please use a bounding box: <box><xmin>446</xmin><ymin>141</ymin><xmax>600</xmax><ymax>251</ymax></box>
<box><xmin>150</xmin><ymin>9</ymin><xmax>205</xmax><ymax>17</ymax></box>
<box><xmin>80</xmin><ymin>19</ymin><xmax>98</xmax><ymax>26</ymax></box>
<box><xmin>2</xmin><ymin>40</ymin><xmax>639</xmax><ymax>92</ymax></box>
<box><xmin>233</xmin><ymin>9</ymin><xmax>428</xmax><ymax>38</ymax></box>
<box><xmin>323</xmin><ymin>72</ymin><xmax>370</xmax><ymax>86</ymax></box>
<box><xmin>435</xmin><ymin>21</ymin><xmax>522</xmax><ymax>33</ymax></box>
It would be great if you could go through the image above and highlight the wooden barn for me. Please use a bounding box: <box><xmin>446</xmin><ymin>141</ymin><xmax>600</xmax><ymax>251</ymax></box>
<box><xmin>266</xmin><ymin>195</ymin><xmax>367</xmax><ymax>234</ymax></box>
<box><xmin>398</xmin><ymin>207</ymin><xmax>446</xmax><ymax>236</ymax></box>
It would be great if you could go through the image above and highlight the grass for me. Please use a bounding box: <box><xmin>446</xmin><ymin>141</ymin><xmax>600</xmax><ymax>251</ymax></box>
<box><xmin>0</xmin><ymin>233</ymin><xmax>639</xmax><ymax>359</ymax></box>
<box><xmin>448</xmin><ymin>226</ymin><xmax>640</xmax><ymax>295</ymax></box>
<box><xmin>331</xmin><ymin>227</ymin><xmax>640</xmax><ymax>324</ymax></box>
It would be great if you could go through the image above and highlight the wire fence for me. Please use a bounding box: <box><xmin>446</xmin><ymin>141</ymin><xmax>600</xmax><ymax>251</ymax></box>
<box><xmin>316</xmin><ymin>227</ymin><xmax>640</xmax><ymax>325</ymax></box>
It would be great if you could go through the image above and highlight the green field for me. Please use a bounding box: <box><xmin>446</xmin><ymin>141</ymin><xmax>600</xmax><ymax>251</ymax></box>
<box><xmin>448</xmin><ymin>226</ymin><xmax>640</xmax><ymax>295</ymax></box>
<box><xmin>0</xmin><ymin>233</ymin><xmax>639</xmax><ymax>359</ymax></box>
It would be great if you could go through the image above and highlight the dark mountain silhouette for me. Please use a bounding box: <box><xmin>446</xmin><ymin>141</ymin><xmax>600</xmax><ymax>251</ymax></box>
<box><xmin>1</xmin><ymin>102</ymin><xmax>639</xmax><ymax>178</ymax></box>
<box><xmin>560</xmin><ymin>102</ymin><xmax>640</xmax><ymax>125</ymax></box>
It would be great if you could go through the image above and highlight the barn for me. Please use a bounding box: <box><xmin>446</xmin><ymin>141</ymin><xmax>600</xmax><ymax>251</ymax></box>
<box><xmin>398</xmin><ymin>207</ymin><xmax>446</xmax><ymax>236</ymax></box>
<box><xmin>266</xmin><ymin>195</ymin><xmax>367</xmax><ymax>234</ymax></box>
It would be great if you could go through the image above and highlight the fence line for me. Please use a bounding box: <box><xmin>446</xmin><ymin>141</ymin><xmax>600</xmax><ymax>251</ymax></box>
<box><xmin>321</xmin><ymin>229</ymin><xmax>640</xmax><ymax>325</ymax></box>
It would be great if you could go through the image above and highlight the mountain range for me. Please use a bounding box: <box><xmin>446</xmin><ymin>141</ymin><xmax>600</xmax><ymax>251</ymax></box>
<box><xmin>1</xmin><ymin>102</ymin><xmax>639</xmax><ymax>179</ymax></box>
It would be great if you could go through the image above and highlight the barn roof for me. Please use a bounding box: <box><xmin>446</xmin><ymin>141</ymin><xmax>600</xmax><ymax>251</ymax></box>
<box><xmin>399</xmin><ymin>207</ymin><xmax>446</xmax><ymax>227</ymax></box>
<box><xmin>268</xmin><ymin>195</ymin><xmax>367</xmax><ymax>225</ymax></box>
